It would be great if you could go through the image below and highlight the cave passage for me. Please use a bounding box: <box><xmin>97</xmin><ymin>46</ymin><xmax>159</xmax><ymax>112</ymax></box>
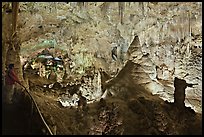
<box><xmin>2</xmin><ymin>2</ymin><xmax>202</xmax><ymax>135</ymax></box>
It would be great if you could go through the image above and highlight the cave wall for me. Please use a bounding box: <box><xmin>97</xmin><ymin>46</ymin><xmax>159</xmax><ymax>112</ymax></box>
<box><xmin>10</xmin><ymin>2</ymin><xmax>202</xmax><ymax>113</ymax></box>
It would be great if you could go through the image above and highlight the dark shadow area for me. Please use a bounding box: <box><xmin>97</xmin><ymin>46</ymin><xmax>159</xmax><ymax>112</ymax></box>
<box><xmin>2</xmin><ymin>87</ymin><xmax>44</xmax><ymax>135</ymax></box>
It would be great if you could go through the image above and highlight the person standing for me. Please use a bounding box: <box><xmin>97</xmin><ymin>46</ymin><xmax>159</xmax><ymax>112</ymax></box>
<box><xmin>5</xmin><ymin>64</ymin><xmax>22</xmax><ymax>104</ymax></box>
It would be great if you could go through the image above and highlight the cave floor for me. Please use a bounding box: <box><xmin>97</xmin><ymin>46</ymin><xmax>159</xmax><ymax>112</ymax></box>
<box><xmin>2</xmin><ymin>82</ymin><xmax>202</xmax><ymax>135</ymax></box>
<box><xmin>2</xmin><ymin>86</ymin><xmax>44</xmax><ymax>135</ymax></box>
<box><xmin>2</xmin><ymin>102</ymin><xmax>30</xmax><ymax>135</ymax></box>
<box><xmin>29</xmin><ymin>85</ymin><xmax>202</xmax><ymax>135</ymax></box>
<box><xmin>2</xmin><ymin>62</ymin><xmax>202</xmax><ymax>135</ymax></box>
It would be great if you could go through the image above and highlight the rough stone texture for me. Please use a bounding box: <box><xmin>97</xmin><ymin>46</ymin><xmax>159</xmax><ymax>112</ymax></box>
<box><xmin>13</xmin><ymin>2</ymin><xmax>202</xmax><ymax>113</ymax></box>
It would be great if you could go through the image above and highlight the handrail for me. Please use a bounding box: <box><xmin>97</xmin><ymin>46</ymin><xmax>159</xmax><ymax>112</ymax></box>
<box><xmin>22</xmin><ymin>87</ymin><xmax>54</xmax><ymax>135</ymax></box>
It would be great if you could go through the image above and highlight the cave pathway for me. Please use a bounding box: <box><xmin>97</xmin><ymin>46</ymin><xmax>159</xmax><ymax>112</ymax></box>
<box><xmin>2</xmin><ymin>87</ymin><xmax>43</xmax><ymax>135</ymax></box>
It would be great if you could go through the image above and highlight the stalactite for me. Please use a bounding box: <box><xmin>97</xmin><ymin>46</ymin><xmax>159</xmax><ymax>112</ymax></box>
<box><xmin>100</xmin><ymin>2</ymin><xmax>109</xmax><ymax>17</ymax></box>
<box><xmin>2</xmin><ymin>2</ymin><xmax>11</xmax><ymax>12</ymax></box>
<box><xmin>12</xmin><ymin>2</ymin><xmax>19</xmax><ymax>36</ymax></box>
<box><xmin>187</xmin><ymin>11</ymin><xmax>191</xmax><ymax>58</ymax></box>
<box><xmin>182</xmin><ymin>13</ymin><xmax>185</xmax><ymax>41</ymax></box>
<box><xmin>118</xmin><ymin>2</ymin><xmax>125</xmax><ymax>24</ymax></box>
<box><xmin>139</xmin><ymin>2</ymin><xmax>144</xmax><ymax>16</ymax></box>
<box><xmin>83</xmin><ymin>2</ymin><xmax>87</xmax><ymax>8</ymax></box>
<box><xmin>188</xmin><ymin>11</ymin><xmax>191</xmax><ymax>40</ymax></box>
<box><xmin>77</xmin><ymin>2</ymin><xmax>84</xmax><ymax>9</ymax></box>
<box><xmin>11</xmin><ymin>2</ymin><xmax>19</xmax><ymax>51</ymax></box>
<box><xmin>128</xmin><ymin>2</ymin><xmax>131</xmax><ymax>7</ymax></box>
